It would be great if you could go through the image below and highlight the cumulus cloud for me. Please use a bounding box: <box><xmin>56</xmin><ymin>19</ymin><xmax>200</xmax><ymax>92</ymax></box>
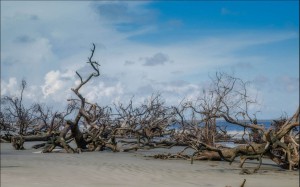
<box><xmin>133</xmin><ymin>80</ymin><xmax>203</xmax><ymax>106</ymax></box>
<box><xmin>1</xmin><ymin>1</ymin><xmax>298</xmax><ymax>118</ymax></box>
<box><xmin>1</xmin><ymin>77</ymin><xmax>44</xmax><ymax>105</ymax></box>
<box><xmin>159</xmin><ymin>80</ymin><xmax>199</xmax><ymax>95</ymax></box>
<box><xmin>41</xmin><ymin>71</ymin><xmax>64</xmax><ymax>97</ymax></box>
<box><xmin>142</xmin><ymin>52</ymin><xmax>171</xmax><ymax>66</ymax></box>
<box><xmin>1</xmin><ymin>77</ymin><xmax>18</xmax><ymax>96</ymax></box>
<box><xmin>84</xmin><ymin>82</ymin><xmax>124</xmax><ymax>104</ymax></box>
<box><xmin>41</xmin><ymin>69</ymin><xmax>77</xmax><ymax>99</ymax></box>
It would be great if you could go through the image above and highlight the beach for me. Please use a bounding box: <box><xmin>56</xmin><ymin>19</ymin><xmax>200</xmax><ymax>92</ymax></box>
<box><xmin>1</xmin><ymin>142</ymin><xmax>299</xmax><ymax>187</ymax></box>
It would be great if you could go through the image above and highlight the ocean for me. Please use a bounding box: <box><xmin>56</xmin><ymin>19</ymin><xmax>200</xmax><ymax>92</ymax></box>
<box><xmin>167</xmin><ymin>120</ymin><xmax>274</xmax><ymax>140</ymax></box>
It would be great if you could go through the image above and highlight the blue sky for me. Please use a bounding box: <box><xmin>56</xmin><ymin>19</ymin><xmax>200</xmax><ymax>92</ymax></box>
<box><xmin>1</xmin><ymin>1</ymin><xmax>299</xmax><ymax>119</ymax></box>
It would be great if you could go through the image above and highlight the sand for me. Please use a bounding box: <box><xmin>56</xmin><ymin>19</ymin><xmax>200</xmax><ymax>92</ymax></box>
<box><xmin>1</xmin><ymin>142</ymin><xmax>299</xmax><ymax>187</ymax></box>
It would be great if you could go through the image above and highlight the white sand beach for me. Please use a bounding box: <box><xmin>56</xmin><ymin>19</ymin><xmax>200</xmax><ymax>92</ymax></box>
<box><xmin>1</xmin><ymin>142</ymin><xmax>299</xmax><ymax>187</ymax></box>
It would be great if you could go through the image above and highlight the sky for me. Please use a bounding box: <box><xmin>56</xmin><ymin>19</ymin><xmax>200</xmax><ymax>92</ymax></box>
<box><xmin>1</xmin><ymin>1</ymin><xmax>299</xmax><ymax>119</ymax></box>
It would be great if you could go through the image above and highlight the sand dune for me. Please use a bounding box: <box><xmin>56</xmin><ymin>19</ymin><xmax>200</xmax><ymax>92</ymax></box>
<box><xmin>1</xmin><ymin>142</ymin><xmax>299</xmax><ymax>187</ymax></box>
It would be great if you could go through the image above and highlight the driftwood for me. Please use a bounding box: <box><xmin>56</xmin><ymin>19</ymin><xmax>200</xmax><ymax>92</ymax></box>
<box><xmin>187</xmin><ymin>108</ymin><xmax>299</xmax><ymax>173</ymax></box>
<box><xmin>1</xmin><ymin>45</ymin><xmax>298</xmax><ymax>175</ymax></box>
<box><xmin>11</xmin><ymin>134</ymin><xmax>53</xmax><ymax>150</ymax></box>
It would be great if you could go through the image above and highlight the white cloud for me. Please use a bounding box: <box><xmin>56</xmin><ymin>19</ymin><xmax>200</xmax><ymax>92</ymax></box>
<box><xmin>1</xmin><ymin>77</ymin><xmax>18</xmax><ymax>96</ymax></box>
<box><xmin>142</xmin><ymin>52</ymin><xmax>171</xmax><ymax>66</ymax></box>
<box><xmin>1</xmin><ymin>78</ymin><xmax>44</xmax><ymax>107</ymax></box>
<box><xmin>83</xmin><ymin>82</ymin><xmax>124</xmax><ymax>105</ymax></box>
<box><xmin>1</xmin><ymin>1</ymin><xmax>298</xmax><ymax>118</ymax></box>
<box><xmin>2</xmin><ymin>37</ymin><xmax>54</xmax><ymax>65</ymax></box>
<box><xmin>41</xmin><ymin>71</ymin><xmax>64</xmax><ymax>97</ymax></box>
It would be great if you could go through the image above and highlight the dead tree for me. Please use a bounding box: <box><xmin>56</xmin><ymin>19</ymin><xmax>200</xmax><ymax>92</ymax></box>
<box><xmin>40</xmin><ymin>44</ymin><xmax>122</xmax><ymax>153</ymax></box>
<box><xmin>114</xmin><ymin>94</ymin><xmax>176</xmax><ymax>152</ymax></box>
<box><xmin>2</xmin><ymin>47</ymin><xmax>298</xmax><ymax>173</ymax></box>
<box><xmin>189</xmin><ymin>73</ymin><xmax>299</xmax><ymax>172</ymax></box>
<box><xmin>1</xmin><ymin>79</ymin><xmax>39</xmax><ymax>147</ymax></box>
<box><xmin>42</xmin><ymin>43</ymin><xmax>102</xmax><ymax>153</ymax></box>
<box><xmin>154</xmin><ymin>73</ymin><xmax>299</xmax><ymax>173</ymax></box>
<box><xmin>6</xmin><ymin>44</ymin><xmax>102</xmax><ymax>152</ymax></box>
<box><xmin>1</xmin><ymin>80</ymin><xmax>36</xmax><ymax>136</ymax></box>
<box><xmin>32</xmin><ymin>104</ymin><xmax>62</xmax><ymax>134</ymax></box>
<box><xmin>0</xmin><ymin>111</ymin><xmax>16</xmax><ymax>142</ymax></box>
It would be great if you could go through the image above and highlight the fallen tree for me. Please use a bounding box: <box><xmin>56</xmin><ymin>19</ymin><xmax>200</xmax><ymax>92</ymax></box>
<box><xmin>153</xmin><ymin>72</ymin><xmax>299</xmax><ymax>173</ymax></box>
<box><xmin>2</xmin><ymin>44</ymin><xmax>298</xmax><ymax>174</ymax></box>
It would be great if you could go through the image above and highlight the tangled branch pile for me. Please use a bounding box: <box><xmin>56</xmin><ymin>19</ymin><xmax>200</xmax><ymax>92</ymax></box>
<box><xmin>1</xmin><ymin>44</ymin><xmax>299</xmax><ymax>174</ymax></box>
